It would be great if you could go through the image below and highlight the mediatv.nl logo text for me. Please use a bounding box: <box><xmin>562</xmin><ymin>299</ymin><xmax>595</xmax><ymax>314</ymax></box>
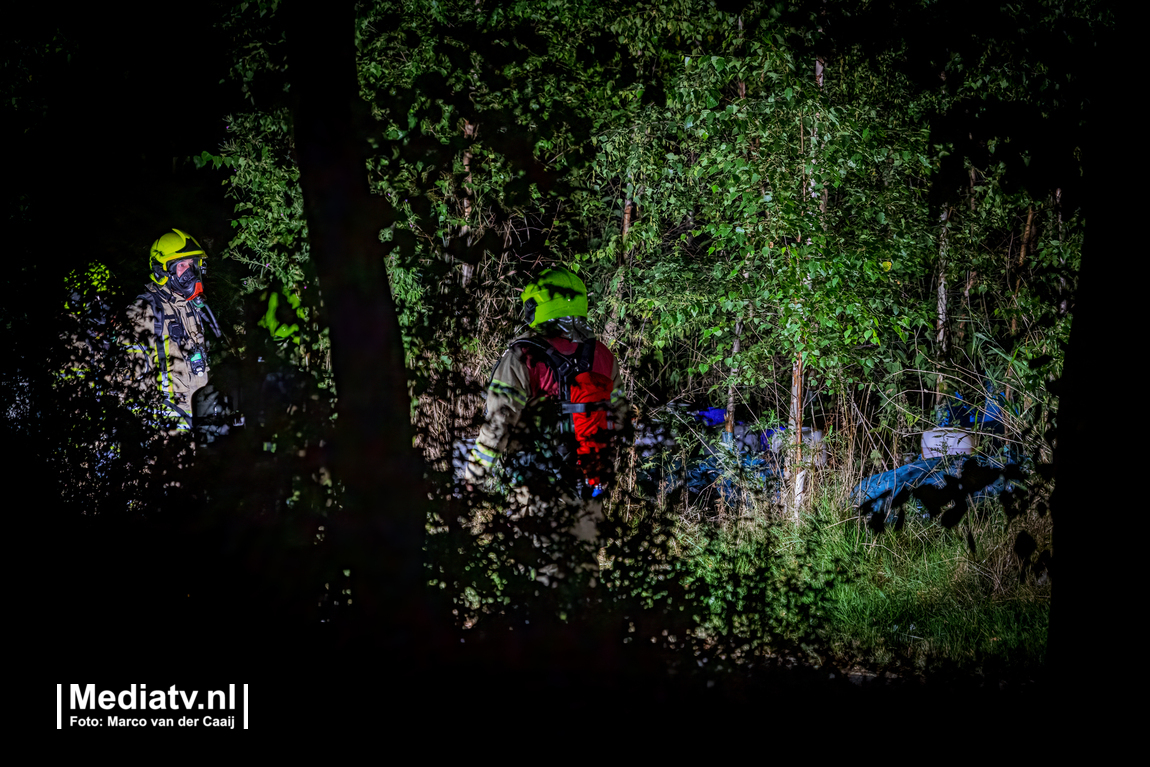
<box><xmin>58</xmin><ymin>684</ymin><xmax>248</xmax><ymax>729</ymax></box>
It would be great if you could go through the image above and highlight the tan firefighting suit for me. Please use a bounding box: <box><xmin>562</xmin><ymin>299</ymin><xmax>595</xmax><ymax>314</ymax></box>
<box><xmin>118</xmin><ymin>283</ymin><xmax>212</xmax><ymax>433</ymax></box>
<box><xmin>464</xmin><ymin>332</ymin><xmax>628</xmax><ymax>543</ymax></box>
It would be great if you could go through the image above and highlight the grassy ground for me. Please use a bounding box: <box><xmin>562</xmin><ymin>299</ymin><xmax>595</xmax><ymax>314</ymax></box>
<box><xmin>664</xmin><ymin>476</ymin><xmax>1051</xmax><ymax>677</ymax></box>
<box><xmin>815</xmin><ymin>511</ymin><xmax>1048</xmax><ymax>674</ymax></box>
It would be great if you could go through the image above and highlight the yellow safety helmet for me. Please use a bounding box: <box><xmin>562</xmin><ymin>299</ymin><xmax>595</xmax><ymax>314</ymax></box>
<box><xmin>150</xmin><ymin>228</ymin><xmax>206</xmax><ymax>298</ymax></box>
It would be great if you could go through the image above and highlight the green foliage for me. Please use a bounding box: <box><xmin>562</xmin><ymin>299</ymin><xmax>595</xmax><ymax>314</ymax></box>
<box><xmin>208</xmin><ymin>1</ymin><xmax>1084</xmax><ymax>427</ymax></box>
<box><xmin>428</xmin><ymin>491</ymin><xmax>844</xmax><ymax>662</ymax></box>
<box><xmin>816</xmin><ymin>497</ymin><xmax>1051</xmax><ymax>670</ymax></box>
<box><xmin>197</xmin><ymin>0</ymin><xmax>1088</xmax><ymax>674</ymax></box>
<box><xmin>674</xmin><ymin>514</ymin><xmax>842</xmax><ymax>653</ymax></box>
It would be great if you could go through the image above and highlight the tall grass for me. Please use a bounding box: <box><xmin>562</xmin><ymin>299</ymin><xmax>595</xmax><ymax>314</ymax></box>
<box><xmin>661</xmin><ymin>470</ymin><xmax>1051</xmax><ymax>675</ymax></box>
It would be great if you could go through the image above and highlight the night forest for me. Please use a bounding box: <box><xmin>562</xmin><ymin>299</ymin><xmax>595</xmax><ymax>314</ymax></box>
<box><xmin>8</xmin><ymin>0</ymin><xmax>1123</xmax><ymax>725</ymax></box>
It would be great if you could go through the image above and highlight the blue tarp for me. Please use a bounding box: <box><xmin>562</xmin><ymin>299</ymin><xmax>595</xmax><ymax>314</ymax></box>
<box><xmin>694</xmin><ymin>406</ymin><xmax>727</xmax><ymax>428</ymax></box>
<box><xmin>664</xmin><ymin>450</ymin><xmax>780</xmax><ymax>501</ymax></box>
<box><xmin>850</xmin><ymin>381</ymin><xmax>1024</xmax><ymax>527</ymax></box>
<box><xmin>638</xmin><ymin>408</ymin><xmax>783</xmax><ymax>504</ymax></box>
<box><xmin>936</xmin><ymin>384</ymin><xmax>1013</xmax><ymax>434</ymax></box>
<box><xmin>851</xmin><ymin>449</ymin><xmax>1022</xmax><ymax>528</ymax></box>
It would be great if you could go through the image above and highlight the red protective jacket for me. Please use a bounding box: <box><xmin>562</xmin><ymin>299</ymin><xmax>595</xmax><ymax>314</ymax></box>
<box><xmin>465</xmin><ymin>333</ymin><xmax>627</xmax><ymax>483</ymax></box>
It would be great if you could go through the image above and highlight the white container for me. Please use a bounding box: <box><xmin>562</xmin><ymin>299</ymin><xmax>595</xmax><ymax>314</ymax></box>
<box><xmin>920</xmin><ymin>428</ymin><xmax>978</xmax><ymax>459</ymax></box>
<box><xmin>769</xmin><ymin>427</ymin><xmax>827</xmax><ymax>467</ymax></box>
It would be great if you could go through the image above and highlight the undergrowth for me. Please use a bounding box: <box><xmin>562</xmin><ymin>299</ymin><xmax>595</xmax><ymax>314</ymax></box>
<box><xmin>703</xmin><ymin>480</ymin><xmax>1053</xmax><ymax>675</ymax></box>
<box><xmin>432</xmin><ymin>437</ymin><xmax>1050</xmax><ymax>680</ymax></box>
<box><xmin>609</xmin><ymin>455</ymin><xmax>1051</xmax><ymax>675</ymax></box>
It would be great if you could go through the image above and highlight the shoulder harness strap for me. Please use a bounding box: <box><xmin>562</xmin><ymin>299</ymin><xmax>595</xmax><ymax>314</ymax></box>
<box><xmin>511</xmin><ymin>337</ymin><xmax>591</xmax><ymax>398</ymax></box>
<box><xmin>561</xmin><ymin>341</ymin><xmax>610</xmax><ymax>415</ymax></box>
<box><xmin>510</xmin><ymin>338</ymin><xmax>608</xmax><ymax>416</ymax></box>
<box><xmin>138</xmin><ymin>291</ymin><xmax>192</xmax><ymax>429</ymax></box>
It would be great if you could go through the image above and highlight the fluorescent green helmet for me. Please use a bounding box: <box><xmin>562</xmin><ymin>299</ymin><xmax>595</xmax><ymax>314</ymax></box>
<box><xmin>258</xmin><ymin>289</ymin><xmax>305</xmax><ymax>342</ymax></box>
<box><xmin>521</xmin><ymin>266</ymin><xmax>588</xmax><ymax>328</ymax></box>
<box><xmin>149</xmin><ymin>228</ymin><xmax>206</xmax><ymax>298</ymax></box>
<box><xmin>64</xmin><ymin>262</ymin><xmax>112</xmax><ymax>312</ymax></box>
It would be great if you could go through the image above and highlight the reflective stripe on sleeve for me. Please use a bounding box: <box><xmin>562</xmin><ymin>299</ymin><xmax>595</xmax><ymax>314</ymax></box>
<box><xmin>469</xmin><ymin>443</ymin><xmax>500</xmax><ymax>468</ymax></box>
<box><xmin>489</xmin><ymin>379</ymin><xmax>528</xmax><ymax>407</ymax></box>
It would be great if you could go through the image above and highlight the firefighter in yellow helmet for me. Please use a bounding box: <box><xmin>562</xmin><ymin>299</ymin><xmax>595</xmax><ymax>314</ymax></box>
<box><xmin>462</xmin><ymin>267</ymin><xmax>628</xmax><ymax>540</ymax></box>
<box><xmin>118</xmin><ymin>228</ymin><xmax>223</xmax><ymax>434</ymax></box>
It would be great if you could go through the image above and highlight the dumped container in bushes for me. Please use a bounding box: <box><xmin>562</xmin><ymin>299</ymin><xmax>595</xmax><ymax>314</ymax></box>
<box><xmin>920</xmin><ymin>428</ymin><xmax>978</xmax><ymax>459</ymax></box>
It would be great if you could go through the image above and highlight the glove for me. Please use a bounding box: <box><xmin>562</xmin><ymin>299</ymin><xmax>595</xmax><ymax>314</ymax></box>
<box><xmin>460</xmin><ymin>439</ymin><xmax>499</xmax><ymax>485</ymax></box>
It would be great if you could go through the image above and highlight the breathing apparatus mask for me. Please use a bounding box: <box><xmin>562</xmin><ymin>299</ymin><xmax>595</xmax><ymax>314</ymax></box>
<box><xmin>168</xmin><ymin>257</ymin><xmax>204</xmax><ymax>300</ymax></box>
<box><xmin>534</xmin><ymin>315</ymin><xmax>595</xmax><ymax>342</ymax></box>
<box><xmin>523</xmin><ymin>300</ymin><xmax>595</xmax><ymax>341</ymax></box>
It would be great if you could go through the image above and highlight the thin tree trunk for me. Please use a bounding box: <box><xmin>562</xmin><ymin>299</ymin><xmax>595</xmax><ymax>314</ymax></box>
<box><xmin>786</xmin><ymin>55</ymin><xmax>827</xmax><ymax>518</ymax></box>
<box><xmin>787</xmin><ymin>229</ymin><xmax>807</xmax><ymax>517</ymax></box>
<box><xmin>737</xmin><ymin>15</ymin><xmax>746</xmax><ymax>98</ymax></box>
<box><xmin>1018</xmin><ymin>204</ymin><xmax>1035</xmax><ymax>271</ymax></box>
<box><xmin>936</xmin><ymin>207</ymin><xmax>950</xmax><ymax>355</ymax></box>
<box><xmin>726</xmin><ymin>15</ymin><xmax>746</xmax><ymax>447</ymax></box>
<box><xmin>957</xmin><ymin>169</ymin><xmax>977</xmax><ymax>347</ymax></box>
<box><xmin>788</xmin><ymin>351</ymin><xmax>804</xmax><ymax>461</ymax></box>
<box><xmin>456</xmin><ymin>119</ymin><xmax>479</xmax><ymax>287</ymax></box>
<box><xmin>935</xmin><ymin>205</ymin><xmax>950</xmax><ymax>415</ymax></box>
<box><xmin>725</xmin><ymin>318</ymin><xmax>743</xmax><ymax>437</ymax></box>
<box><xmin>1056</xmin><ymin>187</ymin><xmax>1068</xmax><ymax>316</ymax></box>
<box><xmin>602</xmin><ymin>181</ymin><xmax>633</xmax><ymax>346</ymax></box>
<box><xmin>842</xmin><ymin>390</ymin><xmax>856</xmax><ymax>482</ymax></box>
<box><xmin>1011</xmin><ymin>204</ymin><xmax>1035</xmax><ymax>336</ymax></box>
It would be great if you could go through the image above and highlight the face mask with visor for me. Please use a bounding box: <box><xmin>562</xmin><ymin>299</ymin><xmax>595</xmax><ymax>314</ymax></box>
<box><xmin>168</xmin><ymin>257</ymin><xmax>204</xmax><ymax>300</ymax></box>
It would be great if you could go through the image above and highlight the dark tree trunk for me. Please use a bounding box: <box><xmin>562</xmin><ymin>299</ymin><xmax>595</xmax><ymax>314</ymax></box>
<box><xmin>1046</xmin><ymin>14</ymin><xmax>1124</xmax><ymax>702</ymax></box>
<box><xmin>286</xmin><ymin>0</ymin><xmax>427</xmax><ymax>645</ymax></box>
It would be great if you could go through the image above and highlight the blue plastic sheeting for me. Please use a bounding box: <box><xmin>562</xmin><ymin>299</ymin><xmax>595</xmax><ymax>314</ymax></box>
<box><xmin>936</xmin><ymin>384</ymin><xmax>1013</xmax><ymax>435</ymax></box>
<box><xmin>630</xmin><ymin>405</ymin><xmax>794</xmax><ymax>505</ymax></box>
<box><xmin>851</xmin><ymin>451</ymin><xmax>1020</xmax><ymax>527</ymax></box>
<box><xmin>663</xmin><ymin>451</ymin><xmax>780</xmax><ymax>502</ymax></box>
<box><xmin>461</xmin><ymin>404</ymin><xmax>786</xmax><ymax>505</ymax></box>
<box><xmin>694</xmin><ymin>406</ymin><xmax>727</xmax><ymax>428</ymax></box>
<box><xmin>689</xmin><ymin>407</ymin><xmax>781</xmax><ymax>453</ymax></box>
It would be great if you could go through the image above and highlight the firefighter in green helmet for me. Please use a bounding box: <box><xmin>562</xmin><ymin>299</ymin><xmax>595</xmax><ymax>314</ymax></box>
<box><xmin>118</xmin><ymin>228</ymin><xmax>224</xmax><ymax>435</ymax></box>
<box><xmin>56</xmin><ymin>261</ymin><xmax>119</xmax><ymax>495</ymax></box>
<box><xmin>259</xmin><ymin>288</ymin><xmax>304</xmax><ymax>345</ymax></box>
<box><xmin>462</xmin><ymin>266</ymin><xmax>628</xmax><ymax>540</ymax></box>
<box><xmin>61</xmin><ymin>261</ymin><xmax>114</xmax><ymax>378</ymax></box>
